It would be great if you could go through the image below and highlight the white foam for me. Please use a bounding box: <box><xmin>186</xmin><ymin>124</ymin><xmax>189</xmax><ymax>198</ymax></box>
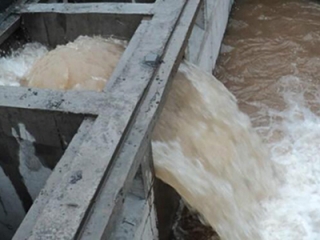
<box><xmin>246</xmin><ymin>75</ymin><xmax>320</xmax><ymax>240</ymax></box>
<box><xmin>0</xmin><ymin>43</ymin><xmax>48</xmax><ymax>86</ymax></box>
<box><xmin>2</xmin><ymin>36</ymin><xmax>320</xmax><ymax>240</ymax></box>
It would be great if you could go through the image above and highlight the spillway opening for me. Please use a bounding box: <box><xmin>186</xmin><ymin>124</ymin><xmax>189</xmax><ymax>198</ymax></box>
<box><xmin>0</xmin><ymin>109</ymin><xmax>84</xmax><ymax>240</ymax></box>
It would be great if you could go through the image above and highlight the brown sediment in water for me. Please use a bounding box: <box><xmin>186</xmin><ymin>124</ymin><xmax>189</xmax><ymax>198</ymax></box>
<box><xmin>214</xmin><ymin>0</ymin><xmax>320</xmax><ymax>124</ymax></box>
<box><xmin>175</xmin><ymin>0</ymin><xmax>320</xmax><ymax>239</ymax></box>
<box><xmin>207</xmin><ymin>0</ymin><xmax>320</xmax><ymax>240</ymax></box>
<box><xmin>1</xmin><ymin>0</ymin><xmax>319</xmax><ymax>239</ymax></box>
<box><xmin>22</xmin><ymin>33</ymin><xmax>279</xmax><ymax>239</ymax></box>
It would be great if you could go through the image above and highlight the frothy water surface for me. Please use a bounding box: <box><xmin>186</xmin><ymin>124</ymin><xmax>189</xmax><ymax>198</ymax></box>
<box><xmin>215</xmin><ymin>0</ymin><xmax>320</xmax><ymax>239</ymax></box>
<box><xmin>0</xmin><ymin>35</ymin><xmax>279</xmax><ymax>240</ymax></box>
<box><xmin>0</xmin><ymin>43</ymin><xmax>47</xmax><ymax>86</ymax></box>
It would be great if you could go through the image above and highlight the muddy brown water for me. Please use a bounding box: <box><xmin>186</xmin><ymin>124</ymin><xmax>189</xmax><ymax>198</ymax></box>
<box><xmin>175</xmin><ymin>0</ymin><xmax>320</xmax><ymax>239</ymax></box>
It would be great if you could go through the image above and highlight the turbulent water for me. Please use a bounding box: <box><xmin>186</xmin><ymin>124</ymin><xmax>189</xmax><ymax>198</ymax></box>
<box><xmin>2</xmin><ymin>0</ymin><xmax>320</xmax><ymax>238</ymax></box>
<box><xmin>214</xmin><ymin>0</ymin><xmax>320</xmax><ymax>239</ymax></box>
<box><xmin>0</xmin><ymin>35</ymin><xmax>279</xmax><ymax>240</ymax></box>
<box><xmin>0</xmin><ymin>43</ymin><xmax>47</xmax><ymax>86</ymax></box>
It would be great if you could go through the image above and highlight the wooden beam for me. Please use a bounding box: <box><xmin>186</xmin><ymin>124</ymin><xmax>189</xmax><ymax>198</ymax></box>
<box><xmin>22</xmin><ymin>12</ymin><xmax>143</xmax><ymax>46</ymax></box>
<box><xmin>23</xmin><ymin>1</ymin><xmax>190</xmax><ymax>239</ymax></box>
<box><xmin>0</xmin><ymin>14</ymin><xmax>20</xmax><ymax>45</ymax></box>
<box><xmin>0</xmin><ymin>0</ymin><xmax>26</xmax><ymax>23</ymax></box>
<box><xmin>19</xmin><ymin>3</ymin><xmax>154</xmax><ymax>15</ymax></box>
<box><xmin>0</xmin><ymin>0</ymin><xmax>42</xmax><ymax>46</ymax></box>
<box><xmin>12</xmin><ymin>18</ymin><xmax>147</xmax><ymax>240</ymax></box>
<box><xmin>0</xmin><ymin>86</ymin><xmax>106</xmax><ymax>115</ymax></box>
<box><xmin>75</xmin><ymin>0</ymin><xmax>202</xmax><ymax>239</ymax></box>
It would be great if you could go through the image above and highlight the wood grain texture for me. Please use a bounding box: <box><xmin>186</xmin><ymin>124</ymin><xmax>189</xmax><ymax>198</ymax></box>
<box><xmin>0</xmin><ymin>86</ymin><xmax>107</xmax><ymax>115</ymax></box>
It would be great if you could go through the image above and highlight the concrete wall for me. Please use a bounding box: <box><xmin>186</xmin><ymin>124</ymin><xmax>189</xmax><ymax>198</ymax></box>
<box><xmin>186</xmin><ymin>0</ymin><xmax>234</xmax><ymax>72</ymax></box>
<box><xmin>0</xmin><ymin>110</ymin><xmax>83</xmax><ymax>240</ymax></box>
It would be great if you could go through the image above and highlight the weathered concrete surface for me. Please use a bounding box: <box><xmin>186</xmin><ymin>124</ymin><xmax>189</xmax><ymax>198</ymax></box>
<box><xmin>0</xmin><ymin>109</ymin><xmax>83</xmax><ymax>240</ymax></box>
<box><xmin>186</xmin><ymin>0</ymin><xmax>234</xmax><ymax>72</ymax></box>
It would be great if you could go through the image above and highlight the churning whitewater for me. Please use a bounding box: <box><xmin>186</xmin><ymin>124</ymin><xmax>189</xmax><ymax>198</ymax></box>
<box><xmin>4</xmin><ymin>2</ymin><xmax>320</xmax><ymax>235</ymax></box>
<box><xmin>215</xmin><ymin>0</ymin><xmax>320</xmax><ymax>239</ymax></box>
<box><xmin>0</xmin><ymin>36</ymin><xmax>279</xmax><ymax>240</ymax></box>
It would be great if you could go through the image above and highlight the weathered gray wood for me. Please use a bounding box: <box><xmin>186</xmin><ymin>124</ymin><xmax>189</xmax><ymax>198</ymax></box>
<box><xmin>85</xmin><ymin>144</ymin><xmax>157</xmax><ymax>240</ymax></box>
<box><xmin>195</xmin><ymin>0</ymin><xmax>205</xmax><ymax>29</ymax></box>
<box><xmin>0</xmin><ymin>0</ymin><xmax>42</xmax><ymax>45</ymax></box>
<box><xmin>22</xmin><ymin>13</ymin><xmax>49</xmax><ymax>45</ymax></box>
<box><xmin>24</xmin><ymin>1</ymin><xmax>189</xmax><ymax>239</ymax></box>
<box><xmin>20</xmin><ymin>3</ymin><xmax>154</xmax><ymax>15</ymax></box>
<box><xmin>22</xmin><ymin>12</ymin><xmax>143</xmax><ymax>46</ymax></box>
<box><xmin>12</xmin><ymin>118</ymin><xmax>95</xmax><ymax>240</ymax></box>
<box><xmin>110</xmin><ymin>186</ymin><xmax>158</xmax><ymax>240</ymax></box>
<box><xmin>110</xmin><ymin>194</ymin><xmax>148</xmax><ymax>240</ymax></box>
<box><xmin>80</xmin><ymin>143</ymin><xmax>155</xmax><ymax>240</ymax></box>
<box><xmin>78</xmin><ymin>1</ymin><xmax>201</xmax><ymax>239</ymax></box>
<box><xmin>110</xmin><ymin>18</ymin><xmax>149</xmax><ymax>80</ymax></box>
<box><xmin>0</xmin><ymin>0</ymin><xmax>27</xmax><ymax>23</ymax></box>
<box><xmin>139</xmin><ymin>144</ymin><xmax>155</xmax><ymax>199</ymax></box>
<box><xmin>0</xmin><ymin>14</ymin><xmax>20</xmax><ymax>46</ymax></box>
<box><xmin>0</xmin><ymin>107</ymin><xmax>83</xmax><ymax>147</ymax></box>
<box><xmin>186</xmin><ymin>24</ymin><xmax>205</xmax><ymax>64</ymax></box>
<box><xmin>20</xmin><ymin>0</ymin><xmax>153</xmax><ymax>46</ymax></box>
<box><xmin>0</xmin><ymin>86</ymin><xmax>107</xmax><ymax>115</ymax></box>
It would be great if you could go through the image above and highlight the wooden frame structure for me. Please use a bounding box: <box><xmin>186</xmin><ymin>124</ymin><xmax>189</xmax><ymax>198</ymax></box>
<box><xmin>0</xmin><ymin>0</ymin><xmax>203</xmax><ymax>239</ymax></box>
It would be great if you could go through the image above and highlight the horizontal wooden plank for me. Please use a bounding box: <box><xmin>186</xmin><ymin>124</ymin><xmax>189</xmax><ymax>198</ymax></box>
<box><xmin>25</xmin><ymin>1</ymin><xmax>188</xmax><ymax>239</ymax></box>
<box><xmin>79</xmin><ymin>0</ymin><xmax>202</xmax><ymax>239</ymax></box>
<box><xmin>19</xmin><ymin>3</ymin><xmax>154</xmax><ymax>15</ymax></box>
<box><xmin>22</xmin><ymin>12</ymin><xmax>143</xmax><ymax>46</ymax></box>
<box><xmin>0</xmin><ymin>86</ymin><xmax>106</xmax><ymax>115</ymax></box>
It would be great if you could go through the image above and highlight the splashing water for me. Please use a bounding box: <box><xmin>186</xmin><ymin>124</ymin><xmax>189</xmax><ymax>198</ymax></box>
<box><xmin>0</xmin><ymin>35</ymin><xmax>280</xmax><ymax>239</ymax></box>
<box><xmin>1</xmin><ymin>2</ymin><xmax>320</xmax><ymax>240</ymax></box>
<box><xmin>23</xmin><ymin>36</ymin><xmax>126</xmax><ymax>91</ymax></box>
<box><xmin>215</xmin><ymin>0</ymin><xmax>320</xmax><ymax>239</ymax></box>
<box><xmin>0</xmin><ymin>43</ymin><xmax>48</xmax><ymax>86</ymax></box>
<box><xmin>152</xmin><ymin>61</ymin><xmax>279</xmax><ymax>240</ymax></box>
<box><xmin>258</xmin><ymin>76</ymin><xmax>320</xmax><ymax>240</ymax></box>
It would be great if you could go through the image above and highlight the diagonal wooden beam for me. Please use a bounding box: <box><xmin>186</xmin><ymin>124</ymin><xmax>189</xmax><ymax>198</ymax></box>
<box><xmin>0</xmin><ymin>0</ymin><xmax>41</xmax><ymax>45</ymax></box>
<box><xmin>79</xmin><ymin>1</ymin><xmax>202</xmax><ymax>238</ymax></box>
<box><xmin>15</xmin><ymin>1</ymin><xmax>196</xmax><ymax>239</ymax></box>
